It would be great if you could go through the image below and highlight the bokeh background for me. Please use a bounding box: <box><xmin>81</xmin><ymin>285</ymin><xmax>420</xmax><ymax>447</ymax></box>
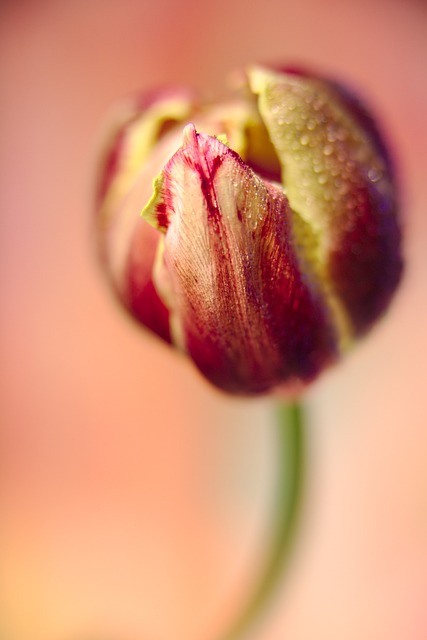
<box><xmin>1</xmin><ymin>0</ymin><xmax>427</xmax><ymax>638</ymax></box>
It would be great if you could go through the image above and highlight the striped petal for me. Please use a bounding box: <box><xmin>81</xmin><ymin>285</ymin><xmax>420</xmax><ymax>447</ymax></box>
<box><xmin>142</xmin><ymin>124</ymin><xmax>338</xmax><ymax>394</ymax></box>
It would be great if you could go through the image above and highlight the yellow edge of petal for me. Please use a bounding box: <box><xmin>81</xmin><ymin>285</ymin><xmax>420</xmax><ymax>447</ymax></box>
<box><xmin>140</xmin><ymin>174</ymin><xmax>165</xmax><ymax>230</ymax></box>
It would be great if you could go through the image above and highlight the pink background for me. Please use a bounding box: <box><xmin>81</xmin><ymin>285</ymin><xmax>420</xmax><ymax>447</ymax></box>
<box><xmin>1</xmin><ymin>0</ymin><xmax>427</xmax><ymax>638</ymax></box>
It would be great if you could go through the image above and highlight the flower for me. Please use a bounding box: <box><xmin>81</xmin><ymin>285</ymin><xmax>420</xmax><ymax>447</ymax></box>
<box><xmin>96</xmin><ymin>65</ymin><xmax>402</xmax><ymax>395</ymax></box>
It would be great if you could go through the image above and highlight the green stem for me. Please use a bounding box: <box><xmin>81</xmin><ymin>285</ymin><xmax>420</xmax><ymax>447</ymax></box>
<box><xmin>222</xmin><ymin>401</ymin><xmax>305</xmax><ymax>640</ymax></box>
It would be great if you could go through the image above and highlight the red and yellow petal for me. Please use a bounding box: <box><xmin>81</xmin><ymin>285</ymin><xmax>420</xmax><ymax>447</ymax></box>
<box><xmin>96</xmin><ymin>90</ymin><xmax>196</xmax><ymax>342</ymax></box>
<box><xmin>249</xmin><ymin>65</ymin><xmax>402</xmax><ymax>338</ymax></box>
<box><xmin>142</xmin><ymin>125</ymin><xmax>338</xmax><ymax>394</ymax></box>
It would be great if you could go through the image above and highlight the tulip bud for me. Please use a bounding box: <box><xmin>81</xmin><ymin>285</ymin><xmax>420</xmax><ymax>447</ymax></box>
<box><xmin>96</xmin><ymin>66</ymin><xmax>402</xmax><ymax>395</ymax></box>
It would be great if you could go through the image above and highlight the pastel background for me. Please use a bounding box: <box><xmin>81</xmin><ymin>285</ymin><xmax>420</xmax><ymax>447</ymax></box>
<box><xmin>1</xmin><ymin>1</ymin><xmax>427</xmax><ymax>639</ymax></box>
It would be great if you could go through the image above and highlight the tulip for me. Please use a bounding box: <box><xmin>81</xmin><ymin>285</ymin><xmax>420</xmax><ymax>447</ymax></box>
<box><xmin>96</xmin><ymin>65</ymin><xmax>402</xmax><ymax>395</ymax></box>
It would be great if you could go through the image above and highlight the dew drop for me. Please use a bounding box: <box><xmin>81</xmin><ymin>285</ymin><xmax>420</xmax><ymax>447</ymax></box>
<box><xmin>300</xmin><ymin>133</ymin><xmax>310</xmax><ymax>146</ymax></box>
<box><xmin>368</xmin><ymin>167</ymin><xmax>382</xmax><ymax>183</ymax></box>
<box><xmin>327</xmin><ymin>125</ymin><xmax>338</xmax><ymax>142</ymax></box>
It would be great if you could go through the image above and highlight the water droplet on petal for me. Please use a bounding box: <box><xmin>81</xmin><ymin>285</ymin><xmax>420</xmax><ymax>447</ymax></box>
<box><xmin>368</xmin><ymin>167</ymin><xmax>382</xmax><ymax>183</ymax></box>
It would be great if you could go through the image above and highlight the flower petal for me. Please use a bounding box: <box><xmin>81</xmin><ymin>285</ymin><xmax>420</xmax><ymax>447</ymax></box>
<box><xmin>142</xmin><ymin>124</ymin><xmax>338</xmax><ymax>394</ymax></box>
<box><xmin>96</xmin><ymin>91</ymin><xmax>196</xmax><ymax>343</ymax></box>
<box><xmin>249</xmin><ymin>66</ymin><xmax>403</xmax><ymax>336</ymax></box>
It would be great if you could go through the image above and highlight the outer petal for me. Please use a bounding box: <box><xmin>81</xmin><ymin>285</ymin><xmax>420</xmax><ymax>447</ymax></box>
<box><xmin>142</xmin><ymin>125</ymin><xmax>338</xmax><ymax>394</ymax></box>
<box><xmin>96</xmin><ymin>90</ymin><xmax>196</xmax><ymax>342</ymax></box>
<box><xmin>249</xmin><ymin>66</ymin><xmax>403</xmax><ymax>337</ymax></box>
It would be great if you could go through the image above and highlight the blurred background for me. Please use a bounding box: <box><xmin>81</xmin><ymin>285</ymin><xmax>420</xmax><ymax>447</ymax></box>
<box><xmin>1</xmin><ymin>0</ymin><xmax>427</xmax><ymax>638</ymax></box>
